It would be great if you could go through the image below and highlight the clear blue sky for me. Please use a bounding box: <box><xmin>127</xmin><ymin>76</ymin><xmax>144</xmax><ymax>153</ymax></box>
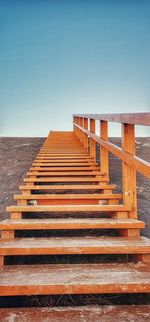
<box><xmin>0</xmin><ymin>0</ymin><xmax>150</xmax><ymax>136</ymax></box>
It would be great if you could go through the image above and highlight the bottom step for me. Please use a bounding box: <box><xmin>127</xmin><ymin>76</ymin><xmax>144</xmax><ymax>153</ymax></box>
<box><xmin>0</xmin><ymin>305</ymin><xmax>150</xmax><ymax>322</ymax></box>
<box><xmin>0</xmin><ymin>263</ymin><xmax>150</xmax><ymax>296</ymax></box>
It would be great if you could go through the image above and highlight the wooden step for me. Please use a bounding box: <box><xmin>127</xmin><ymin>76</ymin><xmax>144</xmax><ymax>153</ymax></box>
<box><xmin>27</xmin><ymin>171</ymin><xmax>102</xmax><ymax>176</ymax></box>
<box><xmin>34</xmin><ymin>158</ymin><xmax>95</xmax><ymax>164</ymax></box>
<box><xmin>38</xmin><ymin>153</ymin><xmax>89</xmax><ymax>156</ymax></box>
<box><xmin>30</xmin><ymin>166</ymin><xmax>99</xmax><ymax>171</ymax></box>
<box><xmin>40</xmin><ymin>152</ymin><xmax>88</xmax><ymax>154</ymax></box>
<box><xmin>23</xmin><ymin>177</ymin><xmax>108</xmax><ymax>183</ymax></box>
<box><xmin>14</xmin><ymin>193</ymin><xmax>122</xmax><ymax>205</ymax></box>
<box><xmin>39</xmin><ymin>150</ymin><xmax>88</xmax><ymax>153</ymax></box>
<box><xmin>32</xmin><ymin>164</ymin><xmax>98</xmax><ymax>168</ymax></box>
<box><xmin>41</xmin><ymin>147</ymin><xmax>84</xmax><ymax>150</ymax></box>
<box><xmin>32</xmin><ymin>161</ymin><xmax>98</xmax><ymax>171</ymax></box>
<box><xmin>0</xmin><ymin>305</ymin><xmax>150</xmax><ymax>322</ymax></box>
<box><xmin>0</xmin><ymin>237</ymin><xmax>150</xmax><ymax>256</ymax></box>
<box><xmin>0</xmin><ymin>218</ymin><xmax>144</xmax><ymax>230</ymax></box>
<box><xmin>14</xmin><ymin>193</ymin><xmax>123</xmax><ymax>200</ymax></box>
<box><xmin>32</xmin><ymin>162</ymin><xmax>97</xmax><ymax>166</ymax></box>
<box><xmin>20</xmin><ymin>184</ymin><xmax>117</xmax><ymax>191</ymax></box>
<box><xmin>0</xmin><ymin>263</ymin><xmax>149</xmax><ymax>295</ymax></box>
<box><xmin>6</xmin><ymin>205</ymin><xmax>130</xmax><ymax>213</ymax></box>
<box><xmin>36</xmin><ymin>156</ymin><xmax>93</xmax><ymax>159</ymax></box>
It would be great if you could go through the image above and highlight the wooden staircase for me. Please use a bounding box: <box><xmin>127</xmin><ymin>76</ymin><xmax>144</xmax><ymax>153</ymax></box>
<box><xmin>0</xmin><ymin>113</ymin><xmax>150</xmax><ymax>318</ymax></box>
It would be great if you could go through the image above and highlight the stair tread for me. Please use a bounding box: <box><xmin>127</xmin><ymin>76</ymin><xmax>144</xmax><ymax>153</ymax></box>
<box><xmin>30</xmin><ymin>167</ymin><xmax>99</xmax><ymax>170</ymax></box>
<box><xmin>38</xmin><ymin>153</ymin><xmax>89</xmax><ymax>155</ymax></box>
<box><xmin>27</xmin><ymin>171</ymin><xmax>102</xmax><ymax>176</ymax></box>
<box><xmin>7</xmin><ymin>204</ymin><xmax>130</xmax><ymax>212</ymax></box>
<box><xmin>14</xmin><ymin>193</ymin><xmax>122</xmax><ymax>200</ymax></box>
<box><xmin>33</xmin><ymin>162</ymin><xmax>97</xmax><ymax>165</ymax></box>
<box><xmin>20</xmin><ymin>184</ymin><xmax>116</xmax><ymax>190</ymax></box>
<box><xmin>24</xmin><ymin>177</ymin><xmax>108</xmax><ymax>182</ymax></box>
<box><xmin>32</xmin><ymin>164</ymin><xmax>98</xmax><ymax>167</ymax></box>
<box><xmin>0</xmin><ymin>237</ymin><xmax>150</xmax><ymax>255</ymax></box>
<box><xmin>0</xmin><ymin>263</ymin><xmax>150</xmax><ymax>295</ymax></box>
<box><xmin>35</xmin><ymin>160</ymin><xmax>95</xmax><ymax>163</ymax></box>
<box><xmin>0</xmin><ymin>218</ymin><xmax>144</xmax><ymax>229</ymax></box>
<box><xmin>36</xmin><ymin>157</ymin><xmax>93</xmax><ymax>159</ymax></box>
<box><xmin>0</xmin><ymin>305</ymin><xmax>150</xmax><ymax>322</ymax></box>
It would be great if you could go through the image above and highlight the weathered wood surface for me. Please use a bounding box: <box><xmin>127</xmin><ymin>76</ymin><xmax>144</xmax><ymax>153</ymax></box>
<box><xmin>23</xmin><ymin>177</ymin><xmax>108</xmax><ymax>182</ymax></box>
<box><xmin>0</xmin><ymin>236</ymin><xmax>150</xmax><ymax>255</ymax></box>
<box><xmin>0</xmin><ymin>218</ymin><xmax>144</xmax><ymax>230</ymax></box>
<box><xmin>74</xmin><ymin>124</ymin><xmax>150</xmax><ymax>179</ymax></box>
<box><xmin>14</xmin><ymin>193</ymin><xmax>122</xmax><ymax>200</ymax></box>
<box><xmin>0</xmin><ymin>263</ymin><xmax>150</xmax><ymax>295</ymax></box>
<box><xmin>6</xmin><ymin>204</ymin><xmax>131</xmax><ymax>212</ymax></box>
<box><xmin>0</xmin><ymin>305</ymin><xmax>150</xmax><ymax>322</ymax></box>
<box><xmin>27</xmin><ymin>171</ymin><xmax>102</xmax><ymax>176</ymax></box>
<box><xmin>30</xmin><ymin>166</ymin><xmax>99</xmax><ymax>170</ymax></box>
<box><xmin>19</xmin><ymin>183</ymin><xmax>116</xmax><ymax>191</ymax></box>
<box><xmin>73</xmin><ymin>113</ymin><xmax>150</xmax><ymax>126</ymax></box>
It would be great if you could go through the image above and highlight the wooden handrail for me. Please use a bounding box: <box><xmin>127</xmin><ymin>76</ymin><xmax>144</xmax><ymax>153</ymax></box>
<box><xmin>73</xmin><ymin>113</ymin><xmax>150</xmax><ymax>219</ymax></box>
<box><xmin>73</xmin><ymin>113</ymin><xmax>150</xmax><ymax>126</ymax></box>
<box><xmin>74</xmin><ymin>123</ymin><xmax>150</xmax><ymax>179</ymax></box>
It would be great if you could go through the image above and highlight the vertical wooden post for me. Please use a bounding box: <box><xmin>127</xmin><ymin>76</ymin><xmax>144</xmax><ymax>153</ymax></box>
<box><xmin>100</xmin><ymin>121</ymin><xmax>108</xmax><ymax>178</ymax></box>
<box><xmin>1</xmin><ymin>230</ymin><xmax>15</xmax><ymax>239</ymax></box>
<box><xmin>122</xmin><ymin>123</ymin><xmax>137</xmax><ymax>218</ymax></box>
<box><xmin>76</xmin><ymin>117</ymin><xmax>80</xmax><ymax>140</ymax></box>
<box><xmin>74</xmin><ymin>116</ymin><xmax>78</xmax><ymax>137</ymax></box>
<box><xmin>73</xmin><ymin>116</ymin><xmax>76</xmax><ymax>133</ymax></box>
<box><xmin>0</xmin><ymin>256</ymin><xmax>4</xmax><ymax>265</ymax></box>
<box><xmin>83</xmin><ymin>118</ymin><xmax>88</xmax><ymax>150</ymax></box>
<box><xmin>11</xmin><ymin>212</ymin><xmax>22</xmax><ymax>220</ymax></box>
<box><xmin>78</xmin><ymin>117</ymin><xmax>82</xmax><ymax>141</ymax></box>
<box><xmin>90</xmin><ymin>119</ymin><xmax>96</xmax><ymax>160</ymax></box>
<box><xmin>80</xmin><ymin>117</ymin><xmax>84</xmax><ymax>145</ymax></box>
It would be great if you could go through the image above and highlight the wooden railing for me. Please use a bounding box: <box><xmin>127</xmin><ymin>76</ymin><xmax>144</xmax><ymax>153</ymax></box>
<box><xmin>73</xmin><ymin>113</ymin><xmax>150</xmax><ymax>219</ymax></box>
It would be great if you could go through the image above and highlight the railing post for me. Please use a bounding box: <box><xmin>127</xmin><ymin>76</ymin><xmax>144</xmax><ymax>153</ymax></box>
<box><xmin>100</xmin><ymin>121</ymin><xmax>108</xmax><ymax>178</ymax></box>
<box><xmin>80</xmin><ymin>117</ymin><xmax>84</xmax><ymax>144</ymax></box>
<box><xmin>83</xmin><ymin>118</ymin><xmax>88</xmax><ymax>150</ymax></box>
<box><xmin>78</xmin><ymin>117</ymin><xmax>81</xmax><ymax>141</ymax></box>
<box><xmin>90</xmin><ymin>119</ymin><xmax>96</xmax><ymax>160</ymax></box>
<box><xmin>73</xmin><ymin>116</ymin><xmax>76</xmax><ymax>133</ymax></box>
<box><xmin>77</xmin><ymin>117</ymin><xmax>83</xmax><ymax>144</ymax></box>
<box><xmin>122</xmin><ymin>123</ymin><xmax>137</xmax><ymax>218</ymax></box>
<box><xmin>76</xmin><ymin>117</ymin><xmax>80</xmax><ymax>140</ymax></box>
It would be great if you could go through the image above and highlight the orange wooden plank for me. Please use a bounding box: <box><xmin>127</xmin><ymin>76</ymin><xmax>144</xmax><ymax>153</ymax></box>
<box><xmin>6</xmin><ymin>204</ymin><xmax>130</xmax><ymax>212</ymax></box>
<box><xmin>14</xmin><ymin>193</ymin><xmax>122</xmax><ymax>200</ymax></box>
<box><xmin>23</xmin><ymin>177</ymin><xmax>108</xmax><ymax>183</ymax></box>
<box><xmin>0</xmin><ymin>218</ymin><xmax>144</xmax><ymax>230</ymax></box>
<box><xmin>1</xmin><ymin>236</ymin><xmax>150</xmax><ymax>255</ymax></box>
<box><xmin>19</xmin><ymin>184</ymin><xmax>116</xmax><ymax>190</ymax></box>
<box><xmin>0</xmin><ymin>263</ymin><xmax>150</xmax><ymax>295</ymax></box>
<box><xmin>0</xmin><ymin>306</ymin><xmax>150</xmax><ymax>322</ymax></box>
